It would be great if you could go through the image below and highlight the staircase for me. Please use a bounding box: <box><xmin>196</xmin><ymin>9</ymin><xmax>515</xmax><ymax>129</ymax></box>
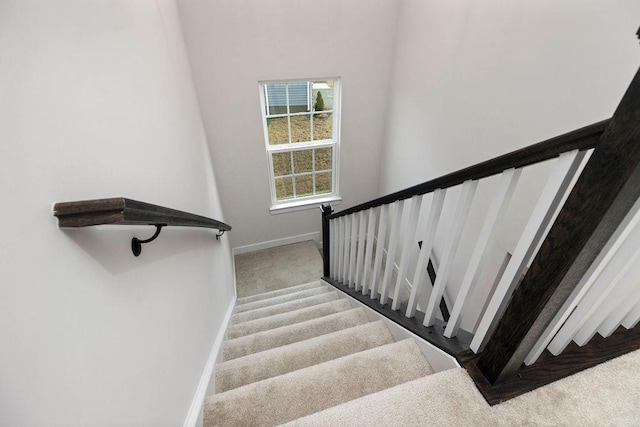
<box><xmin>204</xmin><ymin>280</ymin><xmax>442</xmax><ymax>426</ymax></box>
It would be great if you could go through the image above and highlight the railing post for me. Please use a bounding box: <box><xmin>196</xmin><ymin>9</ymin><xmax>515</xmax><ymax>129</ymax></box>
<box><xmin>321</xmin><ymin>203</ymin><xmax>334</xmax><ymax>278</ymax></box>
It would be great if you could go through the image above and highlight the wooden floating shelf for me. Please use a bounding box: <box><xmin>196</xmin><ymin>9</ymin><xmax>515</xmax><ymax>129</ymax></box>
<box><xmin>53</xmin><ymin>197</ymin><xmax>231</xmax><ymax>231</ymax></box>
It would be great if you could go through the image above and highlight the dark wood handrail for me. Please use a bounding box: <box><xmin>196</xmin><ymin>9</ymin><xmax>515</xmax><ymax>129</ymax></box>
<box><xmin>53</xmin><ymin>197</ymin><xmax>231</xmax><ymax>231</ymax></box>
<box><xmin>328</xmin><ymin>119</ymin><xmax>609</xmax><ymax>220</ymax></box>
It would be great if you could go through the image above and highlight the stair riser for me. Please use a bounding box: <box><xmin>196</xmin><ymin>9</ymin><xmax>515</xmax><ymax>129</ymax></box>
<box><xmin>223</xmin><ymin>308</ymin><xmax>370</xmax><ymax>361</ymax></box>
<box><xmin>234</xmin><ymin>286</ymin><xmax>330</xmax><ymax>313</ymax></box>
<box><xmin>236</xmin><ymin>281</ymin><xmax>323</xmax><ymax>305</ymax></box>
<box><xmin>206</xmin><ymin>339</ymin><xmax>434</xmax><ymax>426</ymax></box>
<box><xmin>216</xmin><ymin>321</ymin><xmax>395</xmax><ymax>392</ymax></box>
<box><xmin>231</xmin><ymin>292</ymin><xmax>341</xmax><ymax>325</ymax></box>
<box><xmin>227</xmin><ymin>299</ymin><xmax>352</xmax><ymax>339</ymax></box>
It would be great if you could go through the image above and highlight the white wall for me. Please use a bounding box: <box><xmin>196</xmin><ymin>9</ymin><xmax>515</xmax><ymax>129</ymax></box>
<box><xmin>0</xmin><ymin>1</ymin><xmax>234</xmax><ymax>426</ymax></box>
<box><xmin>178</xmin><ymin>0</ymin><xmax>400</xmax><ymax>249</ymax></box>
<box><xmin>378</xmin><ymin>0</ymin><xmax>640</xmax><ymax>331</ymax></box>
<box><xmin>381</xmin><ymin>0</ymin><xmax>640</xmax><ymax>194</ymax></box>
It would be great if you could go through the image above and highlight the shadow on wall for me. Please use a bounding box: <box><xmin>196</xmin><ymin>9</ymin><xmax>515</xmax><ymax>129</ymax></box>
<box><xmin>60</xmin><ymin>226</ymin><xmax>221</xmax><ymax>275</ymax></box>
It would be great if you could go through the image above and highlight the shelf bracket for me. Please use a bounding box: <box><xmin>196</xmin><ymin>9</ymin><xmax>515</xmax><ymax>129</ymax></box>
<box><xmin>132</xmin><ymin>224</ymin><xmax>166</xmax><ymax>257</ymax></box>
<box><xmin>216</xmin><ymin>230</ymin><xmax>225</xmax><ymax>240</ymax></box>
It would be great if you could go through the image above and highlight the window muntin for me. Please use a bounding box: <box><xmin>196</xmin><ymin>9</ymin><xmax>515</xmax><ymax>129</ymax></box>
<box><xmin>261</xmin><ymin>79</ymin><xmax>340</xmax><ymax>209</ymax></box>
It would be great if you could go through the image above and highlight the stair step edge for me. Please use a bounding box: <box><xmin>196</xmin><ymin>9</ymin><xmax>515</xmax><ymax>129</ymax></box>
<box><xmin>216</xmin><ymin>320</ymin><xmax>395</xmax><ymax>393</ymax></box>
<box><xmin>236</xmin><ymin>281</ymin><xmax>324</xmax><ymax>305</ymax></box>
<box><xmin>234</xmin><ymin>285</ymin><xmax>331</xmax><ymax>313</ymax></box>
<box><xmin>227</xmin><ymin>298</ymin><xmax>353</xmax><ymax>339</ymax></box>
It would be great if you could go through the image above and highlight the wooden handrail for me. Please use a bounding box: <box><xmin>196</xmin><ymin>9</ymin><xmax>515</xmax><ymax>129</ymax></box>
<box><xmin>328</xmin><ymin>119</ymin><xmax>609</xmax><ymax>220</ymax></box>
<box><xmin>53</xmin><ymin>197</ymin><xmax>231</xmax><ymax>231</ymax></box>
<box><xmin>53</xmin><ymin>197</ymin><xmax>231</xmax><ymax>256</ymax></box>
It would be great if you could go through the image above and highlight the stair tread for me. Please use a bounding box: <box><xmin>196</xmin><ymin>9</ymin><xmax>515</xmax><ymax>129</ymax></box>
<box><xmin>282</xmin><ymin>369</ymin><xmax>471</xmax><ymax>426</ymax></box>
<box><xmin>223</xmin><ymin>307</ymin><xmax>370</xmax><ymax>361</ymax></box>
<box><xmin>234</xmin><ymin>285</ymin><xmax>330</xmax><ymax>313</ymax></box>
<box><xmin>231</xmin><ymin>291</ymin><xmax>341</xmax><ymax>325</ymax></box>
<box><xmin>236</xmin><ymin>281</ymin><xmax>323</xmax><ymax>305</ymax></box>
<box><xmin>227</xmin><ymin>299</ymin><xmax>352</xmax><ymax>339</ymax></box>
<box><xmin>216</xmin><ymin>320</ymin><xmax>395</xmax><ymax>392</ymax></box>
<box><xmin>205</xmin><ymin>339</ymin><xmax>435</xmax><ymax>427</ymax></box>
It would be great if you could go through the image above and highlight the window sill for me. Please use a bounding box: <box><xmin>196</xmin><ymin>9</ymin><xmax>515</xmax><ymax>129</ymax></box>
<box><xmin>270</xmin><ymin>195</ymin><xmax>342</xmax><ymax>215</ymax></box>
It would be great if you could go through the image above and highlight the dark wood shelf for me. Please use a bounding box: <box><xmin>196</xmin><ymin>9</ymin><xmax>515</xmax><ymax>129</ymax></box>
<box><xmin>53</xmin><ymin>197</ymin><xmax>231</xmax><ymax>231</ymax></box>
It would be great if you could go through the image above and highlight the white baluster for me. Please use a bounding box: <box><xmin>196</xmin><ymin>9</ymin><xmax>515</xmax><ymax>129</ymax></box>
<box><xmin>336</xmin><ymin>218</ymin><xmax>344</xmax><ymax>281</ymax></box>
<box><xmin>525</xmin><ymin>194</ymin><xmax>640</xmax><ymax>365</ymax></box>
<box><xmin>622</xmin><ymin>299</ymin><xmax>640</xmax><ymax>329</ymax></box>
<box><xmin>342</xmin><ymin>216</ymin><xmax>350</xmax><ymax>283</ymax></box>
<box><xmin>573</xmin><ymin>250</ymin><xmax>640</xmax><ymax>346</ymax></box>
<box><xmin>361</xmin><ymin>207</ymin><xmax>378</xmax><ymax>295</ymax></box>
<box><xmin>424</xmin><ymin>180</ymin><xmax>478</xmax><ymax>327</ymax></box>
<box><xmin>392</xmin><ymin>195</ymin><xmax>423</xmax><ymax>310</ymax></box>
<box><xmin>354</xmin><ymin>210</ymin><xmax>368</xmax><ymax>291</ymax></box>
<box><xmin>406</xmin><ymin>189</ymin><xmax>446</xmax><ymax>318</ymax></box>
<box><xmin>380</xmin><ymin>200</ymin><xmax>405</xmax><ymax>305</ymax></box>
<box><xmin>547</xmin><ymin>228</ymin><xmax>640</xmax><ymax>354</ymax></box>
<box><xmin>599</xmin><ymin>274</ymin><xmax>640</xmax><ymax>337</ymax></box>
<box><xmin>471</xmin><ymin>150</ymin><xmax>586</xmax><ymax>353</ymax></box>
<box><xmin>347</xmin><ymin>213</ymin><xmax>359</xmax><ymax>288</ymax></box>
<box><xmin>370</xmin><ymin>204</ymin><xmax>389</xmax><ymax>299</ymax></box>
<box><xmin>444</xmin><ymin>169</ymin><xmax>521</xmax><ymax>338</ymax></box>
<box><xmin>329</xmin><ymin>219</ymin><xmax>339</xmax><ymax>279</ymax></box>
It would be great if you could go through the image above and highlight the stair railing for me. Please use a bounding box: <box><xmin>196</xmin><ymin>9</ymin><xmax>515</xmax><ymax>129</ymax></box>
<box><xmin>321</xmin><ymin>61</ymin><xmax>640</xmax><ymax>403</ymax></box>
<box><xmin>321</xmin><ymin>118</ymin><xmax>606</xmax><ymax>349</ymax></box>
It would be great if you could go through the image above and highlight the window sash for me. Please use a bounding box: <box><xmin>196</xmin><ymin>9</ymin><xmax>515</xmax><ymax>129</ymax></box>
<box><xmin>269</xmin><ymin>146</ymin><xmax>335</xmax><ymax>200</ymax></box>
<box><xmin>260</xmin><ymin>78</ymin><xmax>340</xmax><ymax>208</ymax></box>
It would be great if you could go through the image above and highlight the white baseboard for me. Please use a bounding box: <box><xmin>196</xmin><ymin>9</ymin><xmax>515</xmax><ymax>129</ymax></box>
<box><xmin>232</xmin><ymin>232</ymin><xmax>321</xmax><ymax>255</ymax></box>
<box><xmin>183</xmin><ymin>296</ymin><xmax>236</xmax><ymax>427</ymax></box>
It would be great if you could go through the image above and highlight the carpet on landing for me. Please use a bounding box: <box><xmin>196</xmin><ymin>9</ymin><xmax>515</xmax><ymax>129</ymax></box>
<box><xmin>234</xmin><ymin>240</ymin><xmax>323</xmax><ymax>298</ymax></box>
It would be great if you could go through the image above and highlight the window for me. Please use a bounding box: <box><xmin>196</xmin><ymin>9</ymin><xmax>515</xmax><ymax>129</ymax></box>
<box><xmin>259</xmin><ymin>78</ymin><xmax>341</xmax><ymax>213</ymax></box>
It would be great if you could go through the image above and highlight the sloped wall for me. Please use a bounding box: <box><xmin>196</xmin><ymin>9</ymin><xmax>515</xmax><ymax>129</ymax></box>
<box><xmin>0</xmin><ymin>1</ymin><xmax>234</xmax><ymax>425</ymax></box>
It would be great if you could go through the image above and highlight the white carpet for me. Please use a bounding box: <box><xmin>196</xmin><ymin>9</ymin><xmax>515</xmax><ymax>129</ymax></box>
<box><xmin>286</xmin><ymin>346</ymin><xmax>640</xmax><ymax>426</ymax></box>
<box><xmin>207</xmin><ymin>280</ymin><xmax>640</xmax><ymax>426</ymax></box>
<box><xmin>234</xmin><ymin>241</ymin><xmax>323</xmax><ymax>297</ymax></box>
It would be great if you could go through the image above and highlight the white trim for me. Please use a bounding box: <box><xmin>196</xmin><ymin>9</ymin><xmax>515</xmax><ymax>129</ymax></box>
<box><xmin>259</xmin><ymin>78</ymin><xmax>341</xmax><ymax>209</ymax></box>
<box><xmin>321</xmin><ymin>279</ymin><xmax>459</xmax><ymax>372</ymax></box>
<box><xmin>232</xmin><ymin>248</ymin><xmax>238</xmax><ymax>299</ymax></box>
<box><xmin>269</xmin><ymin>195</ymin><xmax>342</xmax><ymax>214</ymax></box>
<box><xmin>182</xmin><ymin>296</ymin><xmax>236</xmax><ymax>427</ymax></box>
<box><xmin>268</xmin><ymin>140</ymin><xmax>334</xmax><ymax>153</ymax></box>
<box><xmin>232</xmin><ymin>232</ymin><xmax>321</xmax><ymax>255</ymax></box>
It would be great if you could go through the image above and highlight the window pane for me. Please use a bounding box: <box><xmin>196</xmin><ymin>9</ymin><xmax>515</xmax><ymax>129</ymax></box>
<box><xmin>267</xmin><ymin>117</ymin><xmax>289</xmax><ymax>145</ymax></box>
<box><xmin>293</xmin><ymin>150</ymin><xmax>313</xmax><ymax>173</ymax></box>
<box><xmin>312</xmin><ymin>80</ymin><xmax>333</xmax><ymax>112</ymax></box>
<box><xmin>290</xmin><ymin>114</ymin><xmax>311</xmax><ymax>143</ymax></box>
<box><xmin>288</xmin><ymin>82</ymin><xmax>310</xmax><ymax>114</ymax></box>
<box><xmin>315</xmin><ymin>172</ymin><xmax>332</xmax><ymax>194</ymax></box>
<box><xmin>272</xmin><ymin>152</ymin><xmax>292</xmax><ymax>176</ymax></box>
<box><xmin>312</xmin><ymin>112</ymin><xmax>332</xmax><ymax>140</ymax></box>
<box><xmin>295</xmin><ymin>174</ymin><xmax>314</xmax><ymax>197</ymax></box>
<box><xmin>265</xmin><ymin>83</ymin><xmax>288</xmax><ymax>115</ymax></box>
<box><xmin>315</xmin><ymin>147</ymin><xmax>332</xmax><ymax>171</ymax></box>
<box><xmin>275</xmin><ymin>177</ymin><xmax>294</xmax><ymax>200</ymax></box>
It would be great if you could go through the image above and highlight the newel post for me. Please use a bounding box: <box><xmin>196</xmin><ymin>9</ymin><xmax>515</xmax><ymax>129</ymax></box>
<box><xmin>476</xmin><ymin>63</ymin><xmax>640</xmax><ymax>384</ymax></box>
<box><xmin>320</xmin><ymin>203</ymin><xmax>334</xmax><ymax>278</ymax></box>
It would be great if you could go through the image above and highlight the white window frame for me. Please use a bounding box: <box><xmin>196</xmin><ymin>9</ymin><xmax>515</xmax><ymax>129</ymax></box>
<box><xmin>259</xmin><ymin>78</ymin><xmax>342</xmax><ymax>214</ymax></box>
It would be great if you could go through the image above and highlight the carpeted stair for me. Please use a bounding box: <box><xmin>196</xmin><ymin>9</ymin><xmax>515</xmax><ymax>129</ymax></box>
<box><xmin>204</xmin><ymin>281</ymin><xmax>438</xmax><ymax>426</ymax></box>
